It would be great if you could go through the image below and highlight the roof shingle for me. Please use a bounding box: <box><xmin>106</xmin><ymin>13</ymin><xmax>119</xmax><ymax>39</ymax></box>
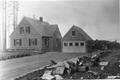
<box><xmin>24</xmin><ymin>17</ymin><xmax>58</xmax><ymax>37</ymax></box>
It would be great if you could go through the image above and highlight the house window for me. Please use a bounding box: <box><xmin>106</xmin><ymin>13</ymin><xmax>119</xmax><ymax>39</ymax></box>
<box><xmin>81</xmin><ymin>42</ymin><xmax>84</xmax><ymax>46</ymax></box>
<box><xmin>20</xmin><ymin>27</ymin><xmax>24</xmax><ymax>34</ymax></box>
<box><xmin>14</xmin><ymin>39</ymin><xmax>22</xmax><ymax>46</ymax></box>
<box><xmin>69</xmin><ymin>42</ymin><xmax>73</xmax><ymax>46</ymax></box>
<box><xmin>26</xmin><ymin>26</ymin><xmax>30</xmax><ymax>34</ymax></box>
<box><xmin>64</xmin><ymin>43</ymin><xmax>68</xmax><ymax>46</ymax></box>
<box><xmin>29</xmin><ymin>38</ymin><xmax>37</xmax><ymax>46</ymax></box>
<box><xmin>75</xmin><ymin>42</ymin><xmax>79</xmax><ymax>46</ymax></box>
<box><xmin>72</xmin><ymin>31</ymin><xmax>76</xmax><ymax>36</ymax></box>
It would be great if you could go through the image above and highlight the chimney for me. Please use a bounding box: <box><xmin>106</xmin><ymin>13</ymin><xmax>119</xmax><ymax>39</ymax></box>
<box><xmin>39</xmin><ymin>17</ymin><xmax>43</xmax><ymax>22</ymax></box>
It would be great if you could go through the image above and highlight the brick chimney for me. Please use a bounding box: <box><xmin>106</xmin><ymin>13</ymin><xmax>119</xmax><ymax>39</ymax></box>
<box><xmin>39</xmin><ymin>17</ymin><xmax>43</xmax><ymax>22</ymax></box>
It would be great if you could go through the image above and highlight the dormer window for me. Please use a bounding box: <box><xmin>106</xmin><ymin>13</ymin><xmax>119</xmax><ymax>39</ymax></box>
<box><xmin>26</xmin><ymin>26</ymin><xmax>30</xmax><ymax>34</ymax></box>
<box><xmin>72</xmin><ymin>31</ymin><xmax>76</xmax><ymax>36</ymax></box>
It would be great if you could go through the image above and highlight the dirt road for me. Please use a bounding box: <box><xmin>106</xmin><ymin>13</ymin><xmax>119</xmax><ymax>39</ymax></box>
<box><xmin>0</xmin><ymin>52</ymin><xmax>86</xmax><ymax>80</ymax></box>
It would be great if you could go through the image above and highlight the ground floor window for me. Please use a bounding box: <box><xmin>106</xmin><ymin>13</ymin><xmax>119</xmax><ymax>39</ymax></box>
<box><xmin>69</xmin><ymin>42</ymin><xmax>73</xmax><ymax>46</ymax></box>
<box><xmin>63</xmin><ymin>42</ymin><xmax>85</xmax><ymax>47</ymax></box>
<box><xmin>14</xmin><ymin>39</ymin><xmax>22</xmax><ymax>46</ymax></box>
<box><xmin>75</xmin><ymin>42</ymin><xmax>79</xmax><ymax>46</ymax></box>
<box><xmin>29</xmin><ymin>38</ymin><xmax>37</xmax><ymax>46</ymax></box>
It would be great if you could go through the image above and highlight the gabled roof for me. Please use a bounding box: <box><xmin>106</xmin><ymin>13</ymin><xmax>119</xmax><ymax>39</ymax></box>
<box><xmin>63</xmin><ymin>25</ymin><xmax>92</xmax><ymax>41</ymax></box>
<box><xmin>24</xmin><ymin>17</ymin><xmax>58</xmax><ymax>37</ymax></box>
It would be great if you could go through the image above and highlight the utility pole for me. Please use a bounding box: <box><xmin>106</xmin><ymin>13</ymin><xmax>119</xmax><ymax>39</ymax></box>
<box><xmin>2</xmin><ymin>1</ymin><xmax>19</xmax><ymax>51</ymax></box>
<box><xmin>2</xmin><ymin>1</ymin><xmax>7</xmax><ymax>51</ymax></box>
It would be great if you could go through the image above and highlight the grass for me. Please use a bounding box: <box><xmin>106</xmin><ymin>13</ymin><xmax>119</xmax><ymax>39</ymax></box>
<box><xmin>0</xmin><ymin>50</ymin><xmax>41</xmax><ymax>61</ymax></box>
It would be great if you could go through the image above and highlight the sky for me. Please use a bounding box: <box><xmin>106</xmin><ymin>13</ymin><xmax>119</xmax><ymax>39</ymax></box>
<box><xmin>0</xmin><ymin>0</ymin><xmax>119</xmax><ymax>49</ymax></box>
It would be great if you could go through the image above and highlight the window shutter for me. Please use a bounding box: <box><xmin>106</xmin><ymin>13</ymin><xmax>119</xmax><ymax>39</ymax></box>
<box><xmin>20</xmin><ymin>27</ymin><xmax>22</xmax><ymax>34</ymax></box>
<box><xmin>29</xmin><ymin>39</ymin><xmax>31</xmax><ymax>46</ymax></box>
<box><xmin>28</xmin><ymin>27</ymin><xmax>30</xmax><ymax>34</ymax></box>
<box><xmin>14</xmin><ymin>39</ymin><xmax>16</xmax><ymax>46</ymax></box>
<box><xmin>35</xmin><ymin>38</ymin><xmax>37</xmax><ymax>46</ymax></box>
<box><xmin>20</xmin><ymin>39</ymin><xmax>22</xmax><ymax>46</ymax></box>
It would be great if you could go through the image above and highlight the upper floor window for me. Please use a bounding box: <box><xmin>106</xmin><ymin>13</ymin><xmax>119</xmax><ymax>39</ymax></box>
<box><xmin>72</xmin><ymin>31</ymin><xmax>76</xmax><ymax>36</ymax></box>
<box><xmin>26</xmin><ymin>26</ymin><xmax>30</xmax><ymax>34</ymax></box>
<box><xmin>20</xmin><ymin>26</ymin><xmax>30</xmax><ymax>34</ymax></box>
<box><xmin>14</xmin><ymin>39</ymin><xmax>22</xmax><ymax>46</ymax></box>
<box><xmin>29</xmin><ymin>38</ymin><xmax>37</xmax><ymax>46</ymax></box>
<box><xmin>20</xmin><ymin>27</ymin><xmax>24</xmax><ymax>34</ymax></box>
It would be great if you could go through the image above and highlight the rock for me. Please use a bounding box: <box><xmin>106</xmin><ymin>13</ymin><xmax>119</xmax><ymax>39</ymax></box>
<box><xmin>53</xmin><ymin>66</ymin><xmax>65</xmax><ymax>75</ymax></box>
<box><xmin>99</xmin><ymin>61</ymin><xmax>109</xmax><ymax>66</ymax></box>
<box><xmin>78</xmin><ymin>66</ymin><xmax>89</xmax><ymax>72</ymax></box>
<box><xmin>68</xmin><ymin>58</ymin><xmax>79</xmax><ymax>64</ymax></box>
<box><xmin>41</xmin><ymin>70</ymin><xmax>55</xmax><ymax>80</ymax></box>
<box><xmin>54</xmin><ymin>75</ymin><xmax>63</xmax><ymax>80</ymax></box>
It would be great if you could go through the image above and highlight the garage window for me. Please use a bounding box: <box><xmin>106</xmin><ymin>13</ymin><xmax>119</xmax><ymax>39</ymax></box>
<box><xmin>69</xmin><ymin>43</ymin><xmax>73</xmax><ymax>46</ymax></box>
<box><xmin>75</xmin><ymin>42</ymin><xmax>79</xmax><ymax>46</ymax></box>
<box><xmin>64</xmin><ymin>43</ymin><xmax>68</xmax><ymax>46</ymax></box>
<box><xmin>81</xmin><ymin>42</ymin><xmax>84</xmax><ymax>46</ymax></box>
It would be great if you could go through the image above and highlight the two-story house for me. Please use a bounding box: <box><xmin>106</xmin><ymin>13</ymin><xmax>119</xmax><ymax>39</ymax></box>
<box><xmin>10</xmin><ymin>17</ymin><xmax>62</xmax><ymax>53</ymax></box>
<box><xmin>62</xmin><ymin>25</ymin><xmax>92</xmax><ymax>53</ymax></box>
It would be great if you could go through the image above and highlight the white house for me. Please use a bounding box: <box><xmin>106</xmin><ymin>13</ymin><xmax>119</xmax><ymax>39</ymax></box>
<box><xmin>62</xmin><ymin>25</ymin><xmax>92</xmax><ymax>53</ymax></box>
<box><xmin>10</xmin><ymin>17</ymin><xmax>62</xmax><ymax>53</ymax></box>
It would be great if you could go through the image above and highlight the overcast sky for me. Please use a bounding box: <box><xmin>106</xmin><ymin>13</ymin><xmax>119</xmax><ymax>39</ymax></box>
<box><xmin>0</xmin><ymin>0</ymin><xmax>119</xmax><ymax>49</ymax></box>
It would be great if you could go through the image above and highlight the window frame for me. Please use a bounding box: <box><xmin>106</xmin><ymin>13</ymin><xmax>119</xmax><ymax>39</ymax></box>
<box><xmin>20</xmin><ymin>27</ymin><xmax>24</xmax><ymax>34</ymax></box>
<box><xmin>72</xmin><ymin>30</ymin><xmax>76</xmax><ymax>36</ymax></box>
<box><xmin>26</xmin><ymin>26</ymin><xmax>30</xmax><ymax>34</ymax></box>
<box><xmin>80</xmin><ymin>42</ymin><xmax>84</xmax><ymax>46</ymax></box>
<box><xmin>69</xmin><ymin>42</ymin><xmax>73</xmax><ymax>46</ymax></box>
<box><xmin>64</xmin><ymin>42</ymin><xmax>68</xmax><ymax>46</ymax></box>
<box><xmin>75</xmin><ymin>42</ymin><xmax>79</xmax><ymax>46</ymax></box>
<box><xmin>14</xmin><ymin>39</ymin><xmax>22</xmax><ymax>46</ymax></box>
<box><xmin>29</xmin><ymin>38</ymin><xmax>37</xmax><ymax>46</ymax></box>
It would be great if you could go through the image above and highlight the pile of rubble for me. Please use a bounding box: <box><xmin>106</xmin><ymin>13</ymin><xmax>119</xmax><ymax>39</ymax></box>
<box><xmin>15</xmin><ymin>50</ymin><xmax>120</xmax><ymax>80</ymax></box>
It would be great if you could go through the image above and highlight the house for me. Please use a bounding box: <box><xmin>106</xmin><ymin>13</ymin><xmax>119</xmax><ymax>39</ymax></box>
<box><xmin>62</xmin><ymin>25</ymin><xmax>92</xmax><ymax>53</ymax></box>
<box><xmin>10</xmin><ymin>17</ymin><xmax>62</xmax><ymax>53</ymax></box>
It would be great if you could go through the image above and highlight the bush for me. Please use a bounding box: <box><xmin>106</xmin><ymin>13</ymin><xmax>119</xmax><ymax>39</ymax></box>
<box><xmin>86</xmin><ymin>40</ymin><xmax>120</xmax><ymax>52</ymax></box>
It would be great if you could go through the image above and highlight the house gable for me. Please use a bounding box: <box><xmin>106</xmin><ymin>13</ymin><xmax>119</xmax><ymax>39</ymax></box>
<box><xmin>62</xmin><ymin>25</ymin><xmax>92</xmax><ymax>41</ymax></box>
<box><xmin>10</xmin><ymin>17</ymin><xmax>41</xmax><ymax>38</ymax></box>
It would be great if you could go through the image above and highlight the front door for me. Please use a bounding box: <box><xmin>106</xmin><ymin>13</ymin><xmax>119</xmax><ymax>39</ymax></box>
<box><xmin>42</xmin><ymin>37</ymin><xmax>50</xmax><ymax>52</ymax></box>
